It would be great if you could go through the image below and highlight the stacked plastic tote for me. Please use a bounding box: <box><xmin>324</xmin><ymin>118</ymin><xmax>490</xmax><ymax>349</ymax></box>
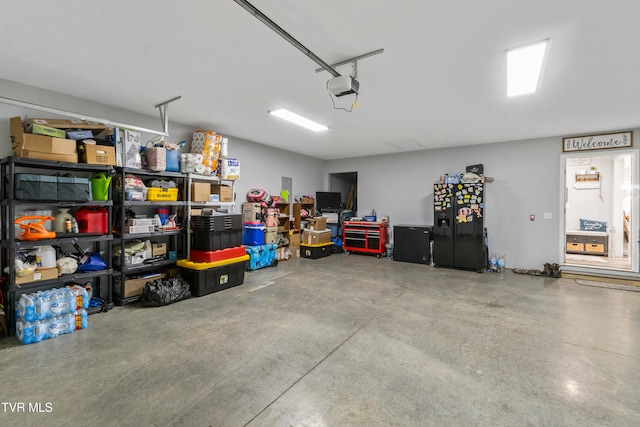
<box><xmin>15</xmin><ymin>285</ymin><xmax>89</xmax><ymax>345</ymax></box>
<box><xmin>242</xmin><ymin>222</ymin><xmax>278</xmax><ymax>270</ymax></box>
<box><xmin>177</xmin><ymin>213</ymin><xmax>249</xmax><ymax>297</ymax></box>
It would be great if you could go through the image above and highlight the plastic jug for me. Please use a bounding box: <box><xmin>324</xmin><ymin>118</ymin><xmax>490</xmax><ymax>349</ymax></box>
<box><xmin>91</xmin><ymin>173</ymin><xmax>112</xmax><ymax>201</ymax></box>
<box><xmin>34</xmin><ymin>245</ymin><xmax>57</xmax><ymax>269</ymax></box>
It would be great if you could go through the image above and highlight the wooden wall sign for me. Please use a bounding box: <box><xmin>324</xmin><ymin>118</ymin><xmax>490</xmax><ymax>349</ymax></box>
<box><xmin>563</xmin><ymin>131</ymin><xmax>633</xmax><ymax>152</ymax></box>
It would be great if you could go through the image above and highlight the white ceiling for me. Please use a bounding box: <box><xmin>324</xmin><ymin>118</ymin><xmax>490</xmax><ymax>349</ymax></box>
<box><xmin>2</xmin><ymin>1</ymin><xmax>640</xmax><ymax>160</ymax></box>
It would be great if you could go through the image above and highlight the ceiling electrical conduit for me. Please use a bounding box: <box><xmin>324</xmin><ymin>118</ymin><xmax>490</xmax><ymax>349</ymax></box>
<box><xmin>0</xmin><ymin>95</ymin><xmax>181</xmax><ymax>137</ymax></box>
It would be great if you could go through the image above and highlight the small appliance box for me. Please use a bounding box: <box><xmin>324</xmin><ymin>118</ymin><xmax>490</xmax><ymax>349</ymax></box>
<box><xmin>302</xmin><ymin>229</ymin><xmax>331</xmax><ymax>245</ymax></box>
<box><xmin>10</xmin><ymin>117</ymin><xmax>78</xmax><ymax>163</ymax></box>
<box><xmin>114</xmin><ymin>128</ymin><xmax>142</xmax><ymax>168</ymax></box>
<box><xmin>242</xmin><ymin>202</ymin><xmax>263</xmax><ymax>223</ymax></box>
<box><xmin>151</xmin><ymin>242</ymin><xmax>167</xmax><ymax>258</ymax></box>
<box><xmin>211</xmin><ymin>184</ymin><xmax>233</xmax><ymax>202</ymax></box>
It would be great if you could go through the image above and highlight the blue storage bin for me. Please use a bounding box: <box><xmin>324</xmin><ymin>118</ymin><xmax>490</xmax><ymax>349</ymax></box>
<box><xmin>327</xmin><ymin>223</ymin><xmax>339</xmax><ymax>238</ymax></box>
<box><xmin>243</xmin><ymin>224</ymin><xmax>265</xmax><ymax>246</ymax></box>
<box><xmin>246</xmin><ymin>244</ymin><xmax>278</xmax><ymax>270</ymax></box>
<box><xmin>165</xmin><ymin>149</ymin><xmax>180</xmax><ymax>172</ymax></box>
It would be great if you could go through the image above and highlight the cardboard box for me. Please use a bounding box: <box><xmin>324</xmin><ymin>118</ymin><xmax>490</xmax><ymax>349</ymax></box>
<box><xmin>243</xmin><ymin>202</ymin><xmax>263</xmax><ymax>223</ymax></box>
<box><xmin>288</xmin><ymin>232</ymin><xmax>301</xmax><ymax>258</ymax></box>
<box><xmin>302</xmin><ymin>229</ymin><xmax>331</xmax><ymax>245</ymax></box>
<box><xmin>265</xmin><ymin>226</ymin><xmax>278</xmax><ymax>244</ymax></box>
<box><xmin>15</xmin><ymin>267</ymin><xmax>58</xmax><ymax>285</ymax></box>
<box><xmin>113</xmin><ymin>128</ymin><xmax>141</xmax><ymax>168</ymax></box>
<box><xmin>211</xmin><ymin>184</ymin><xmax>233</xmax><ymax>202</ymax></box>
<box><xmin>191</xmin><ymin>182</ymin><xmax>211</xmax><ymax>202</ymax></box>
<box><xmin>151</xmin><ymin>242</ymin><xmax>167</xmax><ymax>258</ymax></box>
<box><xmin>79</xmin><ymin>143</ymin><xmax>116</xmax><ymax>165</ymax></box>
<box><xmin>10</xmin><ymin>117</ymin><xmax>78</xmax><ymax>163</ymax></box>
<box><xmin>307</xmin><ymin>216</ymin><xmax>327</xmax><ymax>231</ymax></box>
<box><xmin>116</xmin><ymin>272</ymin><xmax>166</xmax><ymax>298</ymax></box>
<box><xmin>300</xmin><ymin>197</ymin><xmax>314</xmax><ymax>204</ymax></box>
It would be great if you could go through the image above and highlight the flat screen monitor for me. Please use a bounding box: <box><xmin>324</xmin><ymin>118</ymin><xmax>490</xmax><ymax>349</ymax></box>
<box><xmin>316</xmin><ymin>191</ymin><xmax>342</xmax><ymax>211</ymax></box>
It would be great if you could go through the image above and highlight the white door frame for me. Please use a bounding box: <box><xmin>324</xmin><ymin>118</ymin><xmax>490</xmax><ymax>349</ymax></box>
<box><xmin>559</xmin><ymin>148</ymin><xmax>639</xmax><ymax>277</ymax></box>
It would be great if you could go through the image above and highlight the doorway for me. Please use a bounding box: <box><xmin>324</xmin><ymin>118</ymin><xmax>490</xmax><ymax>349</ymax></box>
<box><xmin>329</xmin><ymin>172</ymin><xmax>358</xmax><ymax>213</ymax></box>
<box><xmin>563</xmin><ymin>150</ymin><xmax>637</xmax><ymax>273</ymax></box>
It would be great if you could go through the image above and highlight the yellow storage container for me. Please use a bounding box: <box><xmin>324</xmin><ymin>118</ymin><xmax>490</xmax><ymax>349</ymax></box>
<box><xmin>146</xmin><ymin>187</ymin><xmax>179</xmax><ymax>201</ymax></box>
<box><xmin>177</xmin><ymin>255</ymin><xmax>249</xmax><ymax>270</ymax></box>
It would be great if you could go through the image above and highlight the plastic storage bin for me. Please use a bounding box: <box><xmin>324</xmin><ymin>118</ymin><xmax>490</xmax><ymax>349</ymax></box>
<box><xmin>246</xmin><ymin>244</ymin><xmax>278</xmax><ymax>270</ymax></box>
<box><xmin>300</xmin><ymin>242</ymin><xmax>333</xmax><ymax>259</ymax></box>
<box><xmin>191</xmin><ymin>229</ymin><xmax>242</xmax><ymax>251</ymax></box>
<box><xmin>190</xmin><ymin>246</ymin><xmax>246</xmax><ymax>263</ymax></box>
<box><xmin>146</xmin><ymin>187</ymin><xmax>178</xmax><ymax>201</ymax></box>
<box><xmin>177</xmin><ymin>255</ymin><xmax>249</xmax><ymax>297</ymax></box>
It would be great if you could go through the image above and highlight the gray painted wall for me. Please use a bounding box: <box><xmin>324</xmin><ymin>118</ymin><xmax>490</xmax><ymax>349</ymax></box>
<box><xmin>325</xmin><ymin>136</ymin><xmax>639</xmax><ymax>270</ymax></box>
<box><xmin>0</xmin><ymin>79</ymin><xmax>325</xmax><ymax>208</ymax></box>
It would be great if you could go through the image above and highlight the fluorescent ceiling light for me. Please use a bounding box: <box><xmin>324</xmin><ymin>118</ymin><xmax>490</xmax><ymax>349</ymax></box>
<box><xmin>268</xmin><ymin>108</ymin><xmax>329</xmax><ymax>132</ymax></box>
<box><xmin>507</xmin><ymin>39</ymin><xmax>550</xmax><ymax>97</ymax></box>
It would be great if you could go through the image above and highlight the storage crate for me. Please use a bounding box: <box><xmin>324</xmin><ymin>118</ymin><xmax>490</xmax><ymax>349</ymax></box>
<box><xmin>146</xmin><ymin>187</ymin><xmax>178</xmax><ymax>201</ymax></box>
<box><xmin>300</xmin><ymin>242</ymin><xmax>333</xmax><ymax>259</ymax></box>
<box><xmin>191</xmin><ymin>229</ymin><xmax>242</xmax><ymax>251</ymax></box>
<box><xmin>191</xmin><ymin>214</ymin><xmax>243</xmax><ymax>231</ymax></box>
<box><xmin>246</xmin><ymin>244</ymin><xmax>278</xmax><ymax>270</ymax></box>
<box><xmin>177</xmin><ymin>255</ymin><xmax>249</xmax><ymax>297</ymax></box>
<box><xmin>190</xmin><ymin>246</ymin><xmax>246</xmax><ymax>263</ymax></box>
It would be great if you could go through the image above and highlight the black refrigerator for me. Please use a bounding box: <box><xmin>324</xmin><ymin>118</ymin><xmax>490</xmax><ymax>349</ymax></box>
<box><xmin>433</xmin><ymin>181</ymin><xmax>486</xmax><ymax>271</ymax></box>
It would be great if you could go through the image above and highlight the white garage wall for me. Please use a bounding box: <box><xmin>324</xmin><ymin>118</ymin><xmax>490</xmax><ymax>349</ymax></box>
<box><xmin>0</xmin><ymin>79</ymin><xmax>325</xmax><ymax>206</ymax></box>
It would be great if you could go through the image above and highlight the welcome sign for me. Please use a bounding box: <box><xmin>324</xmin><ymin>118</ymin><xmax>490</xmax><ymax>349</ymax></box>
<box><xmin>563</xmin><ymin>131</ymin><xmax>633</xmax><ymax>152</ymax></box>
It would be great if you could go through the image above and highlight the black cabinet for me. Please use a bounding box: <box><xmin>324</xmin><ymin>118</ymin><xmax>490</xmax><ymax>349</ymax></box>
<box><xmin>393</xmin><ymin>225</ymin><xmax>432</xmax><ymax>264</ymax></box>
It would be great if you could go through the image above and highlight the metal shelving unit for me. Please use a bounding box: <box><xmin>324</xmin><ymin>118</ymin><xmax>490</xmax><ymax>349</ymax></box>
<box><xmin>185</xmin><ymin>173</ymin><xmax>236</xmax><ymax>258</ymax></box>
<box><xmin>112</xmin><ymin>167</ymin><xmax>187</xmax><ymax>305</ymax></box>
<box><xmin>1</xmin><ymin>156</ymin><xmax>115</xmax><ymax>335</ymax></box>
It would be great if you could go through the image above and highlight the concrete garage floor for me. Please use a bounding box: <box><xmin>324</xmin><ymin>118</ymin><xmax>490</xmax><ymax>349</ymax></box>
<box><xmin>1</xmin><ymin>254</ymin><xmax>639</xmax><ymax>426</ymax></box>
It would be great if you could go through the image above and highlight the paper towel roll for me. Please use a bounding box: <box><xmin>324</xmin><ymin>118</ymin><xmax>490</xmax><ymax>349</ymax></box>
<box><xmin>194</xmin><ymin>153</ymin><xmax>204</xmax><ymax>163</ymax></box>
<box><xmin>195</xmin><ymin>164</ymin><xmax>205</xmax><ymax>174</ymax></box>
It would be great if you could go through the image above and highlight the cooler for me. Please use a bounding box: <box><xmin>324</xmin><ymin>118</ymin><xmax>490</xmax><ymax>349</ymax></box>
<box><xmin>242</xmin><ymin>223</ymin><xmax>265</xmax><ymax>246</ymax></box>
<box><xmin>177</xmin><ymin>255</ymin><xmax>249</xmax><ymax>297</ymax></box>
<box><xmin>246</xmin><ymin>244</ymin><xmax>278</xmax><ymax>270</ymax></box>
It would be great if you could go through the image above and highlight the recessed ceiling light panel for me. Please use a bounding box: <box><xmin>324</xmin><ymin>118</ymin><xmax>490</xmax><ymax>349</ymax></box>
<box><xmin>268</xmin><ymin>108</ymin><xmax>329</xmax><ymax>132</ymax></box>
<box><xmin>506</xmin><ymin>38</ymin><xmax>550</xmax><ymax>97</ymax></box>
